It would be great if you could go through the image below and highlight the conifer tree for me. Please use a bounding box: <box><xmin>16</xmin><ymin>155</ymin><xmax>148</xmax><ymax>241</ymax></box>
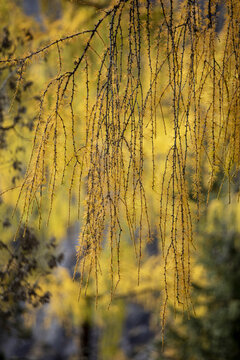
<box><xmin>163</xmin><ymin>200</ymin><xmax>240</xmax><ymax>360</ymax></box>
<box><xmin>0</xmin><ymin>0</ymin><xmax>239</xmax><ymax>328</ymax></box>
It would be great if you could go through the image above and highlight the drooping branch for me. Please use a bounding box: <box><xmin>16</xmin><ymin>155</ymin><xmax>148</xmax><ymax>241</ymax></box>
<box><xmin>1</xmin><ymin>0</ymin><xmax>239</xmax><ymax>329</ymax></box>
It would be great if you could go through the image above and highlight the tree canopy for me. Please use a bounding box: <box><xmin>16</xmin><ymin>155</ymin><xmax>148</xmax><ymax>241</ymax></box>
<box><xmin>0</xmin><ymin>0</ymin><xmax>239</xmax><ymax>333</ymax></box>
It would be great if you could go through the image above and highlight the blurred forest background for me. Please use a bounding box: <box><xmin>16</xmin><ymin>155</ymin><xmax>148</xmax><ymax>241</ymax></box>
<box><xmin>0</xmin><ymin>0</ymin><xmax>240</xmax><ymax>359</ymax></box>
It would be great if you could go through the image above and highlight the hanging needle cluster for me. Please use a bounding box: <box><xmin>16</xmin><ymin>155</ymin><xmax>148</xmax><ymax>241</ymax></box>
<box><xmin>1</xmin><ymin>0</ymin><xmax>239</xmax><ymax>322</ymax></box>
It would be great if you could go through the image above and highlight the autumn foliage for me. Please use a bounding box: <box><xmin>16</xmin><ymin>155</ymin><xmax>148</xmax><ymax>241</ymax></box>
<box><xmin>0</xmin><ymin>0</ymin><xmax>239</xmax><ymax>331</ymax></box>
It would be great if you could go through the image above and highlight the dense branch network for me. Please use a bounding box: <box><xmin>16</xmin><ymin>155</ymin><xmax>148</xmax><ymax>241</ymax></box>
<box><xmin>1</xmin><ymin>0</ymin><xmax>239</xmax><ymax>328</ymax></box>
